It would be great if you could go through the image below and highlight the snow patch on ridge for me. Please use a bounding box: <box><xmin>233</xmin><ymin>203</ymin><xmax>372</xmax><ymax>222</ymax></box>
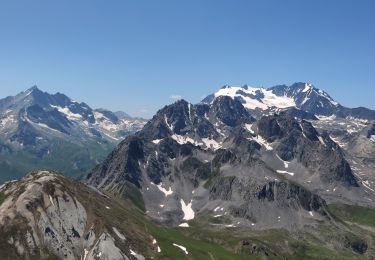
<box><xmin>152</xmin><ymin>139</ymin><xmax>163</xmax><ymax>144</ymax></box>
<box><xmin>180</xmin><ymin>199</ymin><xmax>195</xmax><ymax>221</ymax></box>
<box><xmin>164</xmin><ymin>114</ymin><xmax>173</xmax><ymax>131</ymax></box>
<box><xmin>151</xmin><ymin>182</ymin><xmax>173</xmax><ymax>196</ymax></box>
<box><xmin>173</xmin><ymin>243</ymin><xmax>189</xmax><ymax>255</ymax></box>
<box><xmin>130</xmin><ymin>249</ymin><xmax>145</xmax><ymax>260</ymax></box>
<box><xmin>51</xmin><ymin>105</ymin><xmax>83</xmax><ymax>120</ymax></box>
<box><xmin>171</xmin><ymin>134</ymin><xmax>201</xmax><ymax>146</ymax></box>
<box><xmin>201</xmin><ymin>138</ymin><xmax>221</xmax><ymax>150</ymax></box>
<box><xmin>244</xmin><ymin>123</ymin><xmax>254</xmax><ymax>134</ymax></box>
<box><xmin>302</xmin><ymin>83</ymin><xmax>311</xmax><ymax>93</ymax></box>
<box><xmin>276</xmin><ymin>170</ymin><xmax>294</xmax><ymax>176</ymax></box>
<box><xmin>250</xmin><ymin>135</ymin><xmax>273</xmax><ymax>150</ymax></box>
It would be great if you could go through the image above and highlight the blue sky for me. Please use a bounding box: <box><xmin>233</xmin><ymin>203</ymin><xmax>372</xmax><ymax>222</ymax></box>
<box><xmin>0</xmin><ymin>0</ymin><xmax>374</xmax><ymax>118</ymax></box>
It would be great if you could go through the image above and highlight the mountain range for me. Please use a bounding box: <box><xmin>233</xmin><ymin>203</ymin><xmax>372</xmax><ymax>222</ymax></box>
<box><xmin>0</xmin><ymin>82</ymin><xmax>374</xmax><ymax>259</ymax></box>
<box><xmin>0</xmin><ymin>86</ymin><xmax>146</xmax><ymax>182</ymax></box>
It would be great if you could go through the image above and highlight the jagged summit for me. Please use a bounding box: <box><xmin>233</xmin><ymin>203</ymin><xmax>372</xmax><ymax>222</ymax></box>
<box><xmin>203</xmin><ymin>82</ymin><xmax>336</xmax><ymax>112</ymax></box>
<box><xmin>87</xmin><ymin>83</ymin><xmax>371</xmax><ymax>235</ymax></box>
<box><xmin>203</xmin><ymin>82</ymin><xmax>375</xmax><ymax>120</ymax></box>
<box><xmin>26</xmin><ymin>85</ymin><xmax>39</xmax><ymax>92</ymax></box>
<box><xmin>0</xmin><ymin>87</ymin><xmax>147</xmax><ymax>182</ymax></box>
<box><xmin>1</xmin><ymin>83</ymin><xmax>375</xmax><ymax>258</ymax></box>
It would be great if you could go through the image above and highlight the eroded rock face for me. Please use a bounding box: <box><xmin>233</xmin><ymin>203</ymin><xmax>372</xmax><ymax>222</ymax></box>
<box><xmin>0</xmin><ymin>171</ymin><xmax>142</xmax><ymax>260</ymax></box>
<box><xmin>87</xmin><ymin>233</ymin><xmax>129</xmax><ymax>260</ymax></box>
<box><xmin>257</xmin><ymin>115</ymin><xmax>358</xmax><ymax>187</ymax></box>
<box><xmin>86</xmin><ymin>98</ymin><xmax>369</xmax><ymax>230</ymax></box>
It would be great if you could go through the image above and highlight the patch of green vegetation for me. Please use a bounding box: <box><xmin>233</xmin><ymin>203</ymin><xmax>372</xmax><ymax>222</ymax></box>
<box><xmin>328</xmin><ymin>203</ymin><xmax>375</xmax><ymax>227</ymax></box>
<box><xmin>8</xmin><ymin>174</ymin><xmax>368</xmax><ymax>260</ymax></box>
<box><xmin>121</xmin><ymin>182</ymin><xmax>146</xmax><ymax>212</ymax></box>
<box><xmin>203</xmin><ymin>176</ymin><xmax>214</xmax><ymax>189</ymax></box>
<box><xmin>0</xmin><ymin>193</ymin><xmax>7</xmax><ymax>206</ymax></box>
<box><xmin>208</xmin><ymin>215</ymin><xmax>230</xmax><ymax>224</ymax></box>
<box><xmin>0</xmin><ymin>138</ymin><xmax>114</xmax><ymax>183</ymax></box>
<box><xmin>289</xmin><ymin>240</ymin><xmax>363</xmax><ymax>260</ymax></box>
<box><xmin>146</xmin><ymin>224</ymin><xmax>247</xmax><ymax>260</ymax></box>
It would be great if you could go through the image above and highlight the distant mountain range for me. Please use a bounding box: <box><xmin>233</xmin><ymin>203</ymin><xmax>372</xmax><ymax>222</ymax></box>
<box><xmin>1</xmin><ymin>83</ymin><xmax>375</xmax><ymax>259</ymax></box>
<box><xmin>0</xmin><ymin>86</ymin><xmax>146</xmax><ymax>182</ymax></box>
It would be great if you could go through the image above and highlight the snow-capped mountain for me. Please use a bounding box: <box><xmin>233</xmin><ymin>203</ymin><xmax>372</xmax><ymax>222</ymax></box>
<box><xmin>87</xmin><ymin>86</ymin><xmax>374</xmax><ymax>228</ymax></box>
<box><xmin>0</xmin><ymin>86</ymin><xmax>146</xmax><ymax>142</ymax></box>
<box><xmin>1</xmin><ymin>83</ymin><xmax>375</xmax><ymax>259</ymax></box>
<box><xmin>85</xmin><ymin>84</ymin><xmax>375</xmax><ymax>257</ymax></box>
<box><xmin>0</xmin><ymin>86</ymin><xmax>147</xmax><ymax>182</ymax></box>
<box><xmin>203</xmin><ymin>82</ymin><xmax>375</xmax><ymax>120</ymax></box>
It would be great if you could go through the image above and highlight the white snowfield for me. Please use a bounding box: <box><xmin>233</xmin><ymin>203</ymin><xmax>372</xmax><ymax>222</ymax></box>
<box><xmin>171</xmin><ymin>134</ymin><xmax>222</xmax><ymax>151</ymax></box>
<box><xmin>244</xmin><ymin>123</ymin><xmax>254</xmax><ymax>134</ymax></box>
<box><xmin>201</xmin><ymin>137</ymin><xmax>222</xmax><ymax>150</ymax></box>
<box><xmin>249</xmin><ymin>135</ymin><xmax>273</xmax><ymax>151</ymax></box>
<box><xmin>152</xmin><ymin>139</ymin><xmax>163</xmax><ymax>144</ymax></box>
<box><xmin>50</xmin><ymin>105</ymin><xmax>83</xmax><ymax>120</ymax></box>
<box><xmin>35</xmin><ymin>122</ymin><xmax>60</xmax><ymax>132</ymax></box>
<box><xmin>180</xmin><ymin>199</ymin><xmax>195</xmax><ymax>221</ymax></box>
<box><xmin>129</xmin><ymin>249</ymin><xmax>145</xmax><ymax>260</ymax></box>
<box><xmin>302</xmin><ymin>83</ymin><xmax>312</xmax><ymax>93</ymax></box>
<box><xmin>276</xmin><ymin>170</ymin><xmax>295</xmax><ymax>176</ymax></box>
<box><xmin>173</xmin><ymin>243</ymin><xmax>189</xmax><ymax>255</ymax></box>
<box><xmin>171</xmin><ymin>134</ymin><xmax>201</xmax><ymax>146</ymax></box>
<box><xmin>151</xmin><ymin>182</ymin><xmax>173</xmax><ymax>196</ymax></box>
<box><xmin>214</xmin><ymin>86</ymin><xmax>296</xmax><ymax>110</ymax></box>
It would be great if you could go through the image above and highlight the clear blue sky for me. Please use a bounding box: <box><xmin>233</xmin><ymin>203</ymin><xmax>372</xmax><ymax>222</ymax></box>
<box><xmin>0</xmin><ymin>0</ymin><xmax>374</xmax><ymax>118</ymax></box>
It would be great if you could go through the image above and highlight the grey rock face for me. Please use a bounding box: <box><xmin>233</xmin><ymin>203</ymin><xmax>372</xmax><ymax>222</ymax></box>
<box><xmin>209</xmin><ymin>96</ymin><xmax>255</xmax><ymax>127</ymax></box>
<box><xmin>0</xmin><ymin>171</ymin><xmax>139</xmax><ymax>260</ymax></box>
<box><xmin>87</xmin><ymin>233</ymin><xmax>129</xmax><ymax>260</ymax></box>
<box><xmin>86</xmin><ymin>94</ymin><xmax>368</xmax><ymax>231</ymax></box>
<box><xmin>257</xmin><ymin>114</ymin><xmax>358</xmax><ymax>187</ymax></box>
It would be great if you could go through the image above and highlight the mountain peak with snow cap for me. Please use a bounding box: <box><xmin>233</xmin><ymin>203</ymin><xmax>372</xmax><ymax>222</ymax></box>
<box><xmin>202</xmin><ymin>82</ymin><xmax>345</xmax><ymax>117</ymax></box>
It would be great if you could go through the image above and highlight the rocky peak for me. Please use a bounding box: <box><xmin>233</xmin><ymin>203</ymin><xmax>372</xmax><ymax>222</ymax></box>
<box><xmin>269</xmin><ymin>82</ymin><xmax>340</xmax><ymax>116</ymax></box>
<box><xmin>209</xmin><ymin>95</ymin><xmax>255</xmax><ymax>127</ymax></box>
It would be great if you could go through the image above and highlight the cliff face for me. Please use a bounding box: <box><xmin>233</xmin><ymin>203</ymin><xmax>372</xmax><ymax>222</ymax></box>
<box><xmin>0</xmin><ymin>171</ymin><xmax>152</xmax><ymax>260</ymax></box>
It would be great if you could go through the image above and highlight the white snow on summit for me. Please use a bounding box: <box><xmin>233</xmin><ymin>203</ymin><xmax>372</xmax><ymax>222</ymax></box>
<box><xmin>214</xmin><ymin>86</ymin><xmax>296</xmax><ymax>110</ymax></box>
<box><xmin>302</xmin><ymin>83</ymin><xmax>312</xmax><ymax>93</ymax></box>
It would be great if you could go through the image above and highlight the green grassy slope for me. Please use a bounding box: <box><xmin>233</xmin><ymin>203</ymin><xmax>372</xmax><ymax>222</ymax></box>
<box><xmin>0</xmin><ymin>139</ymin><xmax>114</xmax><ymax>183</ymax></box>
<box><xmin>328</xmin><ymin>203</ymin><xmax>375</xmax><ymax>227</ymax></box>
